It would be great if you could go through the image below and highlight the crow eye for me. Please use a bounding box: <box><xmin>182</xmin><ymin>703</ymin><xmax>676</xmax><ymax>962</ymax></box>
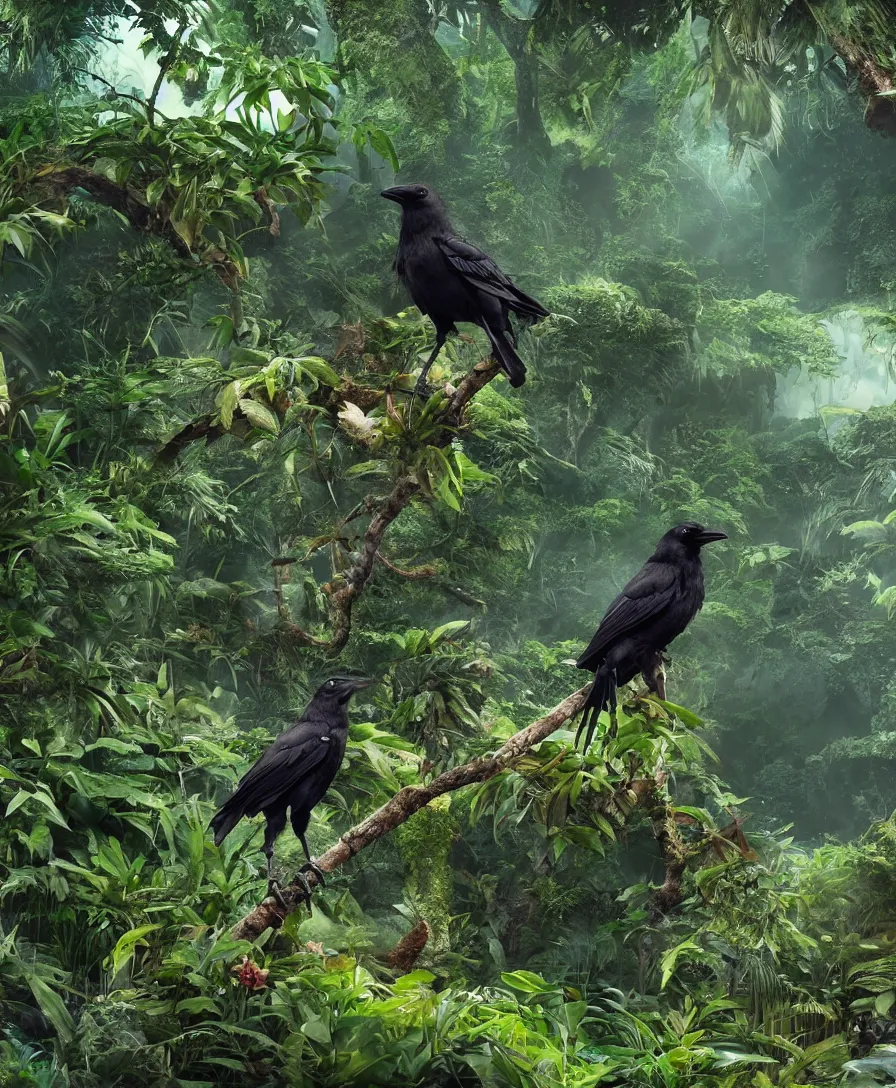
<box><xmin>327</xmin><ymin>680</ymin><xmax>335</xmax><ymax>688</ymax></box>
<box><xmin>416</xmin><ymin>187</ymin><xmax>427</xmax><ymax>197</ymax></box>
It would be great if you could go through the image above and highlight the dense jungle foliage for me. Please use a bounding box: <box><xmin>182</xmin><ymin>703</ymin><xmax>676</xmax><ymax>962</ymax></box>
<box><xmin>2</xmin><ymin>0</ymin><xmax>896</xmax><ymax>1084</ymax></box>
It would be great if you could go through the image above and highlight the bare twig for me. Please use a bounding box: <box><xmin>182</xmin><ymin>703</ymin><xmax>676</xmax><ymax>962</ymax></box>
<box><xmin>441</xmin><ymin>584</ymin><xmax>487</xmax><ymax>609</ymax></box>
<box><xmin>230</xmin><ymin>684</ymin><xmax>592</xmax><ymax>940</ymax></box>
<box><xmin>72</xmin><ymin>67</ymin><xmax>147</xmax><ymax>111</ymax></box>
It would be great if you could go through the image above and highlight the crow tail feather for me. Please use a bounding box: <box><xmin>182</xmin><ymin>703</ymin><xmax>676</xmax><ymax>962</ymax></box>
<box><xmin>575</xmin><ymin>668</ymin><xmax>617</xmax><ymax>751</ymax></box>
<box><xmin>210</xmin><ymin>797</ymin><xmax>244</xmax><ymax>847</ymax></box>
<box><xmin>483</xmin><ymin>323</ymin><xmax>526</xmax><ymax>387</ymax></box>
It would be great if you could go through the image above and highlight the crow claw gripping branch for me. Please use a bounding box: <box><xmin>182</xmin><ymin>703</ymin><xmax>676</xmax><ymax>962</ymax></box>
<box><xmin>299</xmin><ymin>860</ymin><xmax>327</xmax><ymax>886</ymax></box>
<box><xmin>267</xmin><ymin>879</ymin><xmax>289</xmax><ymax>911</ymax></box>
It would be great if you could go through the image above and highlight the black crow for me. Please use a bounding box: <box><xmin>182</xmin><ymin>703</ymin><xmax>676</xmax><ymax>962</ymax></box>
<box><xmin>575</xmin><ymin>523</ymin><xmax>727</xmax><ymax>750</ymax></box>
<box><xmin>211</xmin><ymin>676</ymin><xmax>372</xmax><ymax>905</ymax></box>
<box><xmin>381</xmin><ymin>183</ymin><xmax>550</xmax><ymax>391</ymax></box>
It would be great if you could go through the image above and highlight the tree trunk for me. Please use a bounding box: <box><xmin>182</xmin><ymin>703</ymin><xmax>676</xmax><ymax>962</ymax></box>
<box><xmin>478</xmin><ymin>1</ymin><xmax>550</xmax><ymax>152</ymax></box>
<box><xmin>827</xmin><ymin>30</ymin><xmax>896</xmax><ymax>137</ymax></box>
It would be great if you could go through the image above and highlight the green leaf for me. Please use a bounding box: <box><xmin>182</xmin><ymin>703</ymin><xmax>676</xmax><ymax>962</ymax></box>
<box><xmin>238</xmin><ymin>399</ymin><xmax>279</xmax><ymax>434</ymax></box>
<box><xmin>146</xmin><ymin>177</ymin><xmax>167</xmax><ymax>205</ymax></box>
<box><xmin>660</xmin><ymin>937</ymin><xmax>702</xmax><ymax>988</ymax></box>
<box><xmin>26</xmin><ymin>975</ymin><xmax>74</xmax><ymax>1042</ymax></box>
<box><xmin>298</xmin><ymin>356</ymin><xmax>340</xmax><ymax>388</ymax></box>
<box><xmin>205</xmin><ymin>1058</ymin><xmax>247</xmax><ymax>1072</ymax></box>
<box><xmin>345</xmin><ymin>461</ymin><xmax>389</xmax><ymax>477</ymax></box>
<box><xmin>711</xmin><ymin>1050</ymin><xmax>779</xmax><ymax>1068</ymax></box>
<box><xmin>301</xmin><ymin>1012</ymin><xmax>332</xmax><ymax>1045</ymax></box>
<box><xmin>229</xmin><ymin>347</ymin><xmax>270</xmax><ymax>365</ymax></box>
<box><xmin>430</xmin><ymin>620</ymin><xmax>471</xmax><ymax>642</ymax></box>
<box><xmin>175</xmin><ymin>997</ymin><xmax>222</xmax><ymax>1016</ymax></box>
<box><xmin>435</xmin><ymin>469</ymin><xmax>461</xmax><ymax>511</ymax></box>
<box><xmin>109</xmin><ymin>924</ymin><xmax>161</xmax><ymax>977</ymax></box>
<box><xmin>84</xmin><ymin>738</ymin><xmax>142</xmax><ymax>755</ymax></box>
<box><xmin>654</xmin><ymin>699</ymin><xmax>704</xmax><ymax>728</ymax></box>
<box><xmin>5</xmin><ymin>789</ymin><xmax>70</xmax><ymax>828</ymax></box>
<box><xmin>500</xmin><ymin>969</ymin><xmax>557</xmax><ymax>994</ymax></box>
<box><xmin>217</xmin><ymin>380</ymin><xmax>241</xmax><ymax>430</ymax></box>
<box><xmin>454</xmin><ymin>449</ymin><xmax>497</xmax><ymax>485</ymax></box>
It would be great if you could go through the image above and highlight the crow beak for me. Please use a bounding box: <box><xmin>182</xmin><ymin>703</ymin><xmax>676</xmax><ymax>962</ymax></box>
<box><xmin>696</xmin><ymin>529</ymin><xmax>728</xmax><ymax>545</ymax></box>
<box><xmin>350</xmin><ymin>677</ymin><xmax>374</xmax><ymax>691</ymax></box>
<box><xmin>380</xmin><ymin>186</ymin><xmax>405</xmax><ymax>204</ymax></box>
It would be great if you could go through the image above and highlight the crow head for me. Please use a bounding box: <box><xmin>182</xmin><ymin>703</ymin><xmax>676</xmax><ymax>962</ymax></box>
<box><xmin>315</xmin><ymin>676</ymin><xmax>373</xmax><ymax>705</ymax></box>
<box><xmin>381</xmin><ymin>182</ymin><xmax>439</xmax><ymax>207</ymax></box>
<box><xmin>668</xmin><ymin>522</ymin><xmax>728</xmax><ymax>551</ymax></box>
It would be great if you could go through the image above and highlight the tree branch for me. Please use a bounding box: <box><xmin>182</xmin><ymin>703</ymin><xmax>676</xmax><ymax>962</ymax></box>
<box><xmin>278</xmin><ymin>360</ymin><xmax>501</xmax><ymax>651</ymax></box>
<box><xmin>374</xmin><ymin>550</ymin><xmax>438</xmax><ymax>579</ymax></box>
<box><xmin>72</xmin><ymin>67</ymin><xmax>147</xmax><ymax>111</ymax></box>
<box><xmin>384</xmin><ymin>919</ymin><xmax>431</xmax><ymax>972</ymax></box>
<box><xmin>41</xmin><ymin>167</ymin><xmax>241</xmax><ymax>286</ymax></box>
<box><xmin>158</xmin><ymin>358</ymin><xmax>501</xmax><ymax>648</ymax></box>
<box><xmin>648</xmin><ymin>783</ymin><xmax>689</xmax><ymax>919</ymax></box>
<box><xmin>230</xmin><ymin>683</ymin><xmax>592</xmax><ymax>940</ymax></box>
<box><xmin>294</xmin><ymin>474</ymin><xmax>421</xmax><ymax>651</ymax></box>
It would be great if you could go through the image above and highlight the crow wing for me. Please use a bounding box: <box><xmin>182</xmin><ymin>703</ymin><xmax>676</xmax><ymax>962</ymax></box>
<box><xmin>437</xmin><ymin>237</ymin><xmax>550</xmax><ymax>319</ymax></box>
<box><xmin>227</xmin><ymin>719</ymin><xmax>334</xmax><ymax>818</ymax></box>
<box><xmin>576</xmin><ymin>561</ymin><xmax>678</xmax><ymax>671</ymax></box>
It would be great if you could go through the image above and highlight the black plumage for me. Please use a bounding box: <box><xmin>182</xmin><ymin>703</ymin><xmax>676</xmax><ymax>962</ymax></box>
<box><xmin>575</xmin><ymin>523</ymin><xmax>727</xmax><ymax>750</ymax></box>
<box><xmin>381</xmin><ymin>183</ymin><xmax>550</xmax><ymax>391</ymax></box>
<box><xmin>210</xmin><ymin>676</ymin><xmax>371</xmax><ymax>904</ymax></box>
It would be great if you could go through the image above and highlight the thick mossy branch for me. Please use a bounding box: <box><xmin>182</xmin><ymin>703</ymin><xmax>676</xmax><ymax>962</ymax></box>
<box><xmin>230</xmin><ymin>682</ymin><xmax>591</xmax><ymax>941</ymax></box>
